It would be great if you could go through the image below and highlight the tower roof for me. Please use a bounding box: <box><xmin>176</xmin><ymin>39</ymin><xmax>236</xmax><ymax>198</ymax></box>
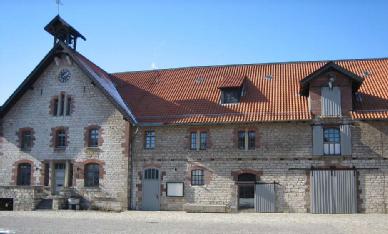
<box><xmin>44</xmin><ymin>15</ymin><xmax>86</xmax><ymax>41</ymax></box>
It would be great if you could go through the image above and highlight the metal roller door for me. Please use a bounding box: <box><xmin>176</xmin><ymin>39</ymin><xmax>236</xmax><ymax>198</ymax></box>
<box><xmin>311</xmin><ymin>170</ymin><xmax>357</xmax><ymax>214</ymax></box>
<box><xmin>254</xmin><ymin>183</ymin><xmax>275</xmax><ymax>212</ymax></box>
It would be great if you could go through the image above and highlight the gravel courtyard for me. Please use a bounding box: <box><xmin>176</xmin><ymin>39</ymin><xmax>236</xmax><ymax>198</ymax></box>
<box><xmin>0</xmin><ymin>211</ymin><xmax>387</xmax><ymax>234</ymax></box>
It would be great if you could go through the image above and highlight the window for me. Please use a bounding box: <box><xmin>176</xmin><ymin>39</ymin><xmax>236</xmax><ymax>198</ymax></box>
<box><xmin>88</xmin><ymin>128</ymin><xmax>99</xmax><ymax>147</ymax></box>
<box><xmin>238</xmin><ymin>131</ymin><xmax>245</xmax><ymax>149</ymax></box>
<box><xmin>248</xmin><ymin>131</ymin><xmax>256</xmax><ymax>150</ymax></box>
<box><xmin>52</xmin><ymin>93</ymin><xmax>72</xmax><ymax>116</ymax></box>
<box><xmin>17</xmin><ymin>163</ymin><xmax>31</xmax><ymax>186</ymax></box>
<box><xmin>84</xmin><ymin>163</ymin><xmax>99</xmax><ymax>187</ymax></box>
<box><xmin>21</xmin><ymin>130</ymin><xmax>32</xmax><ymax>150</ymax></box>
<box><xmin>144</xmin><ymin>130</ymin><xmax>155</xmax><ymax>149</ymax></box>
<box><xmin>53</xmin><ymin>97</ymin><xmax>59</xmax><ymax>116</ymax></box>
<box><xmin>199</xmin><ymin>132</ymin><xmax>207</xmax><ymax>150</ymax></box>
<box><xmin>59</xmin><ymin>93</ymin><xmax>65</xmax><ymax>116</ymax></box>
<box><xmin>191</xmin><ymin>169</ymin><xmax>204</xmax><ymax>186</ymax></box>
<box><xmin>238</xmin><ymin>130</ymin><xmax>256</xmax><ymax>150</ymax></box>
<box><xmin>190</xmin><ymin>131</ymin><xmax>209</xmax><ymax>150</ymax></box>
<box><xmin>55</xmin><ymin>129</ymin><xmax>66</xmax><ymax>148</ymax></box>
<box><xmin>190</xmin><ymin>132</ymin><xmax>197</xmax><ymax>150</ymax></box>
<box><xmin>221</xmin><ymin>88</ymin><xmax>241</xmax><ymax>104</ymax></box>
<box><xmin>323</xmin><ymin>128</ymin><xmax>341</xmax><ymax>155</ymax></box>
<box><xmin>66</xmin><ymin>97</ymin><xmax>71</xmax><ymax>116</ymax></box>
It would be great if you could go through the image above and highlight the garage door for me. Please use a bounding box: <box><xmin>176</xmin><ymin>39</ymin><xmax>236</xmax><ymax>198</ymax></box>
<box><xmin>310</xmin><ymin>170</ymin><xmax>357</xmax><ymax>214</ymax></box>
<box><xmin>254</xmin><ymin>183</ymin><xmax>275</xmax><ymax>212</ymax></box>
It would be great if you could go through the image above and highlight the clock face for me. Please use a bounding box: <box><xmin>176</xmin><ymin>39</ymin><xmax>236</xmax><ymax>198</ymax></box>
<box><xmin>58</xmin><ymin>69</ymin><xmax>71</xmax><ymax>83</ymax></box>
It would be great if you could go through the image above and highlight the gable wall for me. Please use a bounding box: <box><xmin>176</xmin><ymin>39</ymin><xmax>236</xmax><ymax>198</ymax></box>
<box><xmin>0</xmin><ymin>56</ymin><xmax>129</xmax><ymax>210</ymax></box>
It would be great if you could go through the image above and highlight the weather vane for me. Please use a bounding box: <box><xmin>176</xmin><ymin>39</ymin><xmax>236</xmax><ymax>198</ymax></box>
<box><xmin>56</xmin><ymin>0</ymin><xmax>63</xmax><ymax>15</ymax></box>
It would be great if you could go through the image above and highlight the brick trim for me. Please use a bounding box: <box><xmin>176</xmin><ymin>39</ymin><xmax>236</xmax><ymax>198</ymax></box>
<box><xmin>16</xmin><ymin>127</ymin><xmax>35</xmax><ymax>151</ymax></box>
<box><xmin>84</xmin><ymin>125</ymin><xmax>104</xmax><ymax>147</ymax></box>
<box><xmin>50</xmin><ymin>126</ymin><xmax>69</xmax><ymax>151</ymax></box>
<box><xmin>231</xmin><ymin>168</ymin><xmax>263</xmax><ymax>181</ymax></box>
<box><xmin>11</xmin><ymin>159</ymin><xmax>35</xmax><ymax>186</ymax></box>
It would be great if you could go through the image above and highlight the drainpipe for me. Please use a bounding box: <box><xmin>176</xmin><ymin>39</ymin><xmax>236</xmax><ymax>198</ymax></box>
<box><xmin>130</xmin><ymin>126</ymin><xmax>139</xmax><ymax>210</ymax></box>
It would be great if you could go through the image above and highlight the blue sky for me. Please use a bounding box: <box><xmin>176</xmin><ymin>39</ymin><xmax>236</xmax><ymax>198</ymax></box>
<box><xmin>1</xmin><ymin>0</ymin><xmax>388</xmax><ymax>105</ymax></box>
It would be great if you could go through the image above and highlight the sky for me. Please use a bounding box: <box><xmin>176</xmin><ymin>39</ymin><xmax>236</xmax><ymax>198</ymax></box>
<box><xmin>1</xmin><ymin>0</ymin><xmax>388</xmax><ymax>105</ymax></box>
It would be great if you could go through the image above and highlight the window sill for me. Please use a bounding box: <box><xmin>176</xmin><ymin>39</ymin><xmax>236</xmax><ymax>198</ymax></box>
<box><xmin>20</xmin><ymin>149</ymin><xmax>32</xmax><ymax>152</ymax></box>
<box><xmin>54</xmin><ymin>147</ymin><xmax>66</xmax><ymax>152</ymax></box>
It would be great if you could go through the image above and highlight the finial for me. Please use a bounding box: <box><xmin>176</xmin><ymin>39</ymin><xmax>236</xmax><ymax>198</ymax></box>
<box><xmin>56</xmin><ymin>0</ymin><xmax>63</xmax><ymax>15</ymax></box>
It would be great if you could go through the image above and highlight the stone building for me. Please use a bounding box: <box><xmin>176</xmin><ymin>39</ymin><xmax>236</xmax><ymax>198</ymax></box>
<box><xmin>1</xmin><ymin>16</ymin><xmax>388</xmax><ymax>213</ymax></box>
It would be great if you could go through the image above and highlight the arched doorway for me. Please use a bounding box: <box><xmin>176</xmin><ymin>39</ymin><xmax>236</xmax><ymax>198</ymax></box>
<box><xmin>238</xmin><ymin>173</ymin><xmax>256</xmax><ymax>210</ymax></box>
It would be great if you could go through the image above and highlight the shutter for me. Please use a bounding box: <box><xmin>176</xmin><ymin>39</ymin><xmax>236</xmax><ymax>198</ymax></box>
<box><xmin>340</xmin><ymin>124</ymin><xmax>352</xmax><ymax>155</ymax></box>
<box><xmin>321</xmin><ymin>87</ymin><xmax>341</xmax><ymax>117</ymax></box>
<box><xmin>312</xmin><ymin>125</ymin><xmax>323</xmax><ymax>156</ymax></box>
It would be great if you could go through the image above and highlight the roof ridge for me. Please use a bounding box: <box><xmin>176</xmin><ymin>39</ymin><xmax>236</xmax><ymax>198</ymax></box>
<box><xmin>110</xmin><ymin>56</ymin><xmax>388</xmax><ymax>75</ymax></box>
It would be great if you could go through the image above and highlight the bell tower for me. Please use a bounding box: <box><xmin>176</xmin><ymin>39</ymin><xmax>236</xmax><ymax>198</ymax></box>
<box><xmin>44</xmin><ymin>15</ymin><xmax>86</xmax><ymax>50</ymax></box>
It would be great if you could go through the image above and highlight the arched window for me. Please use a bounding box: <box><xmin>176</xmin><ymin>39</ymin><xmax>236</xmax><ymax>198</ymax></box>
<box><xmin>191</xmin><ymin>169</ymin><xmax>204</xmax><ymax>186</ymax></box>
<box><xmin>17</xmin><ymin>163</ymin><xmax>31</xmax><ymax>186</ymax></box>
<box><xmin>84</xmin><ymin>163</ymin><xmax>100</xmax><ymax>187</ymax></box>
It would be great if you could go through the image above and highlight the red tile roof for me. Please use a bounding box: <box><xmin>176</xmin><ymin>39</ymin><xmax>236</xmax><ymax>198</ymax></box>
<box><xmin>109</xmin><ymin>58</ymin><xmax>388</xmax><ymax>124</ymax></box>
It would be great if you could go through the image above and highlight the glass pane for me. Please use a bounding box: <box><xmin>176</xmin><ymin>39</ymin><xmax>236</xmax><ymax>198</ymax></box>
<box><xmin>200</xmin><ymin>132</ymin><xmax>207</xmax><ymax>150</ymax></box>
<box><xmin>190</xmin><ymin>132</ymin><xmax>196</xmax><ymax>150</ymax></box>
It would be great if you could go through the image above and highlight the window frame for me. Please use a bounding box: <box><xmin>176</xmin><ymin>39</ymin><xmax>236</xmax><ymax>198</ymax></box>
<box><xmin>221</xmin><ymin>88</ymin><xmax>242</xmax><ymax>104</ymax></box>
<box><xmin>190</xmin><ymin>132</ymin><xmax>197</xmax><ymax>150</ymax></box>
<box><xmin>55</xmin><ymin>129</ymin><xmax>66</xmax><ymax>149</ymax></box>
<box><xmin>21</xmin><ymin>130</ymin><xmax>32</xmax><ymax>151</ymax></box>
<box><xmin>248</xmin><ymin>130</ymin><xmax>256</xmax><ymax>150</ymax></box>
<box><xmin>191</xmin><ymin>169</ymin><xmax>204</xmax><ymax>186</ymax></box>
<box><xmin>84</xmin><ymin>163</ymin><xmax>100</xmax><ymax>187</ymax></box>
<box><xmin>323</xmin><ymin>127</ymin><xmax>341</xmax><ymax>156</ymax></box>
<box><xmin>144</xmin><ymin>130</ymin><xmax>155</xmax><ymax>149</ymax></box>
<box><xmin>238</xmin><ymin>130</ymin><xmax>246</xmax><ymax>150</ymax></box>
<box><xmin>88</xmin><ymin>128</ymin><xmax>99</xmax><ymax>148</ymax></box>
<box><xmin>199</xmin><ymin>132</ymin><xmax>208</xmax><ymax>150</ymax></box>
<box><xmin>17</xmin><ymin>163</ymin><xmax>31</xmax><ymax>186</ymax></box>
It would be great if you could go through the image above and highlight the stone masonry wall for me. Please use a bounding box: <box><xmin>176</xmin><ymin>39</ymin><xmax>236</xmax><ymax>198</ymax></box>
<box><xmin>0</xmin><ymin>56</ymin><xmax>129</xmax><ymax>210</ymax></box>
<box><xmin>133</xmin><ymin>121</ymin><xmax>388</xmax><ymax>213</ymax></box>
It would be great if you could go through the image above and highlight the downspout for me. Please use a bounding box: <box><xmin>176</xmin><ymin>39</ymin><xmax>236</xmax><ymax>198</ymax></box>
<box><xmin>130</xmin><ymin>126</ymin><xmax>139</xmax><ymax>210</ymax></box>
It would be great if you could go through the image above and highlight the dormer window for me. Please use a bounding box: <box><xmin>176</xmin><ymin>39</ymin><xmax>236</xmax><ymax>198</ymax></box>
<box><xmin>218</xmin><ymin>75</ymin><xmax>246</xmax><ymax>104</ymax></box>
<box><xmin>221</xmin><ymin>88</ymin><xmax>242</xmax><ymax>104</ymax></box>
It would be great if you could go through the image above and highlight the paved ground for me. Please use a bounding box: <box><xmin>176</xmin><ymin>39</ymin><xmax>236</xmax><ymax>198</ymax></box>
<box><xmin>0</xmin><ymin>211</ymin><xmax>387</xmax><ymax>234</ymax></box>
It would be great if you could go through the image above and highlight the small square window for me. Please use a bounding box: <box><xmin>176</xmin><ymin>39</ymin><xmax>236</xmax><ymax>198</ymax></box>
<box><xmin>144</xmin><ymin>130</ymin><xmax>155</xmax><ymax>149</ymax></box>
<box><xmin>323</xmin><ymin>127</ymin><xmax>341</xmax><ymax>155</ymax></box>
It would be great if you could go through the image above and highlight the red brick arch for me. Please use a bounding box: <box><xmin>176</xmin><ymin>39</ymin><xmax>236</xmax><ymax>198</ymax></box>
<box><xmin>11</xmin><ymin>159</ymin><xmax>35</xmax><ymax>186</ymax></box>
<box><xmin>231</xmin><ymin>168</ymin><xmax>263</xmax><ymax>181</ymax></box>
